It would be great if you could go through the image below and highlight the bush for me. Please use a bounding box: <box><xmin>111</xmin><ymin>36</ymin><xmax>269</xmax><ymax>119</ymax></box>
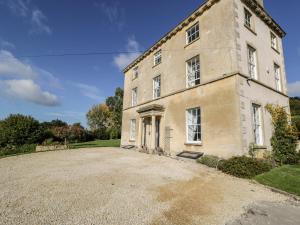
<box><xmin>197</xmin><ymin>155</ymin><xmax>221</xmax><ymax>168</ymax></box>
<box><xmin>218</xmin><ymin>156</ymin><xmax>272</xmax><ymax>179</ymax></box>
<box><xmin>266</xmin><ymin>105</ymin><xmax>299</xmax><ymax>165</ymax></box>
<box><xmin>0</xmin><ymin>144</ymin><xmax>36</xmax><ymax>157</ymax></box>
<box><xmin>0</xmin><ymin>114</ymin><xmax>43</xmax><ymax>147</ymax></box>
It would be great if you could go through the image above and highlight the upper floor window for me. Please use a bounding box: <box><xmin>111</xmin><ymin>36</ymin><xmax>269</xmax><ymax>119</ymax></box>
<box><xmin>186</xmin><ymin>107</ymin><xmax>201</xmax><ymax>143</ymax></box>
<box><xmin>131</xmin><ymin>87</ymin><xmax>137</xmax><ymax>106</ymax></box>
<box><xmin>153</xmin><ymin>75</ymin><xmax>161</xmax><ymax>99</ymax></box>
<box><xmin>274</xmin><ymin>64</ymin><xmax>282</xmax><ymax>92</ymax></box>
<box><xmin>154</xmin><ymin>50</ymin><xmax>162</xmax><ymax>66</ymax></box>
<box><xmin>247</xmin><ymin>45</ymin><xmax>257</xmax><ymax>80</ymax></box>
<box><xmin>186</xmin><ymin>56</ymin><xmax>200</xmax><ymax>87</ymax></box>
<box><xmin>252</xmin><ymin>104</ymin><xmax>263</xmax><ymax>146</ymax></box>
<box><xmin>132</xmin><ymin>66</ymin><xmax>138</xmax><ymax>80</ymax></box>
<box><xmin>244</xmin><ymin>8</ymin><xmax>253</xmax><ymax>28</ymax></box>
<box><xmin>130</xmin><ymin>119</ymin><xmax>136</xmax><ymax>141</ymax></box>
<box><xmin>271</xmin><ymin>33</ymin><xmax>278</xmax><ymax>50</ymax></box>
<box><xmin>186</xmin><ymin>23</ymin><xmax>199</xmax><ymax>44</ymax></box>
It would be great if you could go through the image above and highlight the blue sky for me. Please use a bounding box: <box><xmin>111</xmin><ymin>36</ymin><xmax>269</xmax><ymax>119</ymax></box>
<box><xmin>0</xmin><ymin>0</ymin><xmax>299</xmax><ymax>126</ymax></box>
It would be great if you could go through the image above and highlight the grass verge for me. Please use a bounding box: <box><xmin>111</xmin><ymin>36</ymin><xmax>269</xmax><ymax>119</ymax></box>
<box><xmin>255</xmin><ymin>165</ymin><xmax>300</xmax><ymax>197</ymax></box>
<box><xmin>70</xmin><ymin>139</ymin><xmax>121</xmax><ymax>149</ymax></box>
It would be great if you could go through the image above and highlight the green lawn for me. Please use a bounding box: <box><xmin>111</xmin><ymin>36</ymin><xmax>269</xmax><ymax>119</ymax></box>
<box><xmin>255</xmin><ymin>165</ymin><xmax>300</xmax><ymax>197</ymax></box>
<box><xmin>70</xmin><ymin>139</ymin><xmax>121</xmax><ymax>149</ymax></box>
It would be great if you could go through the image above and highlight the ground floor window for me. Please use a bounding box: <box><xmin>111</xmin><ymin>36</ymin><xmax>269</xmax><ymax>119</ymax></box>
<box><xmin>130</xmin><ymin>119</ymin><xmax>136</xmax><ymax>141</ymax></box>
<box><xmin>186</xmin><ymin>107</ymin><xmax>201</xmax><ymax>143</ymax></box>
<box><xmin>252</xmin><ymin>104</ymin><xmax>263</xmax><ymax>146</ymax></box>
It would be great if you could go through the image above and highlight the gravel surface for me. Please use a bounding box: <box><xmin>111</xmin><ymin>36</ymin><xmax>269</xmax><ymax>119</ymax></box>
<box><xmin>0</xmin><ymin>148</ymin><xmax>298</xmax><ymax>225</ymax></box>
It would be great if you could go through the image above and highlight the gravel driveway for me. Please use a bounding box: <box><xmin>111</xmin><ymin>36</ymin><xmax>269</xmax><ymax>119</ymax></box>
<box><xmin>0</xmin><ymin>148</ymin><xmax>299</xmax><ymax>225</ymax></box>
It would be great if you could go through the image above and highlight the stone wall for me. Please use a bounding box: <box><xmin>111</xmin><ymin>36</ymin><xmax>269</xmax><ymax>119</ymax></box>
<box><xmin>36</xmin><ymin>145</ymin><xmax>68</xmax><ymax>152</ymax></box>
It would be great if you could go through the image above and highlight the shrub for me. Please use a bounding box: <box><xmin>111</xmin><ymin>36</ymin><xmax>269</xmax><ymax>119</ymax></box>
<box><xmin>0</xmin><ymin>144</ymin><xmax>36</xmax><ymax>156</ymax></box>
<box><xmin>197</xmin><ymin>155</ymin><xmax>221</xmax><ymax>168</ymax></box>
<box><xmin>0</xmin><ymin>114</ymin><xmax>43</xmax><ymax>147</ymax></box>
<box><xmin>266</xmin><ymin>104</ymin><xmax>299</xmax><ymax>165</ymax></box>
<box><xmin>218</xmin><ymin>156</ymin><xmax>272</xmax><ymax>179</ymax></box>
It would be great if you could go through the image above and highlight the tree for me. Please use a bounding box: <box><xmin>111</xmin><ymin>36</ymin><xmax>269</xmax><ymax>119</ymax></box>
<box><xmin>266</xmin><ymin>104</ymin><xmax>299</xmax><ymax>165</ymax></box>
<box><xmin>106</xmin><ymin>88</ymin><xmax>123</xmax><ymax>138</ymax></box>
<box><xmin>68</xmin><ymin>123</ymin><xmax>87</xmax><ymax>143</ymax></box>
<box><xmin>290</xmin><ymin>97</ymin><xmax>300</xmax><ymax>139</ymax></box>
<box><xmin>41</xmin><ymin>119</ymin><xmax>68</xmax><ymax>130</ymax></box>
<box><xmin>0</xmin><ymin>114</ymin><xmax>43</xmax><ymax>147</ymax></box>
<box><xmin>86</xmin><ymin>103</ymin><xmax>112</xmax><ymax>139</ymax></box>
<box><xmin>52</xmin><ymin>126</ymin><xmax>70</xmax><ymax>145</ymax></box>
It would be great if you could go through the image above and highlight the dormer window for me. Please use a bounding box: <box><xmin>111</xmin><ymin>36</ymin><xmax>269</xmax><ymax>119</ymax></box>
<box><xmin>186</xmin><ymin>23</ymin><xmax>200</xmax><ymax>44</ymax></box>
<box><xmin>154</xmin><ymin>50</ymin><xmax>162</xmax><ymax>66</ymax></box>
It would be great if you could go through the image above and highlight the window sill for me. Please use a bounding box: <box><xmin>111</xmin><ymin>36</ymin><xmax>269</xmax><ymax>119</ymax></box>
<box><xmin>129</xmin><ymin>139</ymin><xmax>136</xmax><ymax>142</ymax></box>
<box><xmin>152</xmin><ymin>62</ymin><xmax>162</xmax><ymax>68</ymax></box>
<box><xmin>244</xmin><ymin>24</ymin><xmax>257</xmax><ymax>36</ymax></box>
<box><xmin>184</xmin><ymin>37</ymin><xmax>200</xmax><ymax>48</ymax></box>
<box><xmin>271</xmin><ymin>46</ymin><xmax>280</xmax><ymax>54</ymax></box>
<box><xmin>153</xmin><ymin>96</ymin><xmax>161</xmax><ymax>100</ymax></box>
<box><xmin>184</xmin><ymin>142</ymin><xmax>202</xmax><ymax>146</ymax></box>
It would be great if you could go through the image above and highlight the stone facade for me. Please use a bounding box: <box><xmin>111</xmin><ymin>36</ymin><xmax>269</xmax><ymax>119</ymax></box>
<box><xmin>121</xmin><ymin>0</ymin><xmax>289</xmax><ymax>158</ymax></box>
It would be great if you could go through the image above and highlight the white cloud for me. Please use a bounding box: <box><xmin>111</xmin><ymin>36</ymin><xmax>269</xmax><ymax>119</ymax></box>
<box><xmin>0</xmin><ymin>50</ymin><xmax>38</xmax><ymax>79</ymax></box>
<box><xmin>72</xmin><ymin>82</ymin><xmax>102</xmax><ymax>101</ymax></box>
<box><xmin>1</xmin><ymin>79</ymin><xmax>60</xmax><ymax>106</ymax></box>
<box><xmin>113</xmin><ymin>37</ymin><xmax>142</xmax><ymax>70</ymax></box>
<box><xmin>95</xmin><ymin>1</ymin><xmax>125</xmax><ymax>30</ymax></box>
<box><xmin>30</xmin><ymin>9</ymin><xmax>52</xmax><ymax>35</ymax></box>
<box><xmin>3</xmin><ymin>0</ymin><xmax>30</xmax><ymax>17</ymax></box>
<box><xmin>288</xmin><ymin>81</ymin><xmax>300</xmax><ymax>97</ymax></box>
<box><xmin>0</xmin><ymin>39</ymin><xmax>15</xmax><ymax>49</ymax></box>
<box><xmin>1</xmin><ymin>0</ymin><xmax>51</xmax><ymax>35</ymax></box>
<box><xmin>46</xmin><ymin>111</ymin><xmax>85</xmax><ymax>119</ymax></box>
<box><xmin>37</xmin><ymin>68</ymin><xmax>62</xmax><ymax>89</ymax></box>
<box><xmin>0</xmin><ymin>50</ymin><xmax>61</xmax><ymax>106</ymax></box>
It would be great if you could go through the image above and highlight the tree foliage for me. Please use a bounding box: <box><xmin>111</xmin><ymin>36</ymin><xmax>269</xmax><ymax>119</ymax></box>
<box><xmin>266</xmin><ymin>104</ymin><xmax>299</xmax><ymax>165</ymax></box>
<box><xmin>86</xmin><ymin>87</ymin><xmax>123</xmax><ymax>139</ymax></box>
<box><xmin>86</xmin><ymin>103</ymin><xmax>112</xmax><ymax>139</ymax></box>
<box><xmin>0</xmin><ymin>114</ymin><xmax>43</xmax><ymax>147</ymax></box>
<box><xmin>290</xmin><ymin>97</ymin><xmax>300</xmax><ymax>139</ymax></box>
<box><xmin>106</xmin><ymin>87</ymin><xmax>123</xmax><ymax>138</ymax></box>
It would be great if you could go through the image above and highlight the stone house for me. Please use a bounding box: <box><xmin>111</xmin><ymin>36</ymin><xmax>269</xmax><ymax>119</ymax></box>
<box><xmin>121</xmin><ymin>0</ymin><xmax>289</xmax><ymax>158</ymax></box>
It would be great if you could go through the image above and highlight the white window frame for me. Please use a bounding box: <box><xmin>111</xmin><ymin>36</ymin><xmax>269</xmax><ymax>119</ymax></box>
<box><xmin>132</xmin><ymin>66</ymin><xmax>138</xmax><ymax>80</ymax></box>
<box><xmin>247</xmin><ymin>45</ymin><xmax>258</xmax><ymax>80</ymax></box>
<box><xmin>244</xmin><ymin>8</ymin><xmax>252</xmax><ymax>28</ymax></box>
<box><xmin>271</xmin><ymin>32</ymin><xmax>278</xmax><ymax>50</ymax></box>
<box><xmin>130</xmin><ymin>119</ymin><xmax>136</xmax><ymax>141</ymax></box>
<box><xmin>186</xmin><ymin>107</ymin><xmax>201</xmax><ymax>144</ymax></box>
<box><xmin>153</xmin><ymin>75</ymin><xmax>161</xmax><ymax>99</ymax></box>
<box><xmin>252</xmin><ymin>104</ymin><xmax>263</xmax><ymax>146</ymax></box>
<box><xmin>131</xmin><ymin>87</ymin><xmax>137</xmax><ymax>107</ymax></box>
<box><xmin>154</xmin><ymin>50</ymin><xmax>162</xmax><ymax>66</ymax></box>
<box><xmin>274</xmin><ymin>63</ymin><xmax>282</xmax><ymax>92</ymax></box>
<box><xmin>186</xmin><ymin>23</ymin><xmax>200</xmax><ymax>44</ymax></box>
<box><xmin>186</xmin><ymin>55</ymin><xmax>200</xmax><ymax>88</ymax></box>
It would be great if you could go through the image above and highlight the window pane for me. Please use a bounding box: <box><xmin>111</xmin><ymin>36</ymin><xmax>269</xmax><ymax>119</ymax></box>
<box><xmin>186</xmin><ymin>24</ymin><xmax>200</xmax><ymax>44</ymax></box>
<box><xmin>252</xmin><ymin>105</ymin><xmax>263</xmax><ymax>145</ymax></box>
<box><xmin>187</xmin><ymin>56</ymin><xmax>200</xmax><ymax>87</ymax></box>
<box><xmin>248</xmin><ymin>46</ymin><xmax>257</xmax><ymax>79</ymax></box>
<box><xmin>187</xmin><ymin>108</ymin><xmax>201</xmax><ymax>142</ymax></box>
<box><xmin>130</xmin><ymin>119</ymin><xmax>136</xmax><ymax>140</ymax></box>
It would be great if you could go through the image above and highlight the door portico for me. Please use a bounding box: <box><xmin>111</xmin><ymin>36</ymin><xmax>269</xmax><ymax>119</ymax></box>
<box><xmin>136</xmin><ymin>104</ymin><xmax>164</xmax><ymax>153</ymax></box>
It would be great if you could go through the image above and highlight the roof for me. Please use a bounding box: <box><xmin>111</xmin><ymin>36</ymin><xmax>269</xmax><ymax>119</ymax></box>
<box><xmin>123</xmin><ymin>0</ymin><xmax>286</xmax><ymax>73</ymax></box>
